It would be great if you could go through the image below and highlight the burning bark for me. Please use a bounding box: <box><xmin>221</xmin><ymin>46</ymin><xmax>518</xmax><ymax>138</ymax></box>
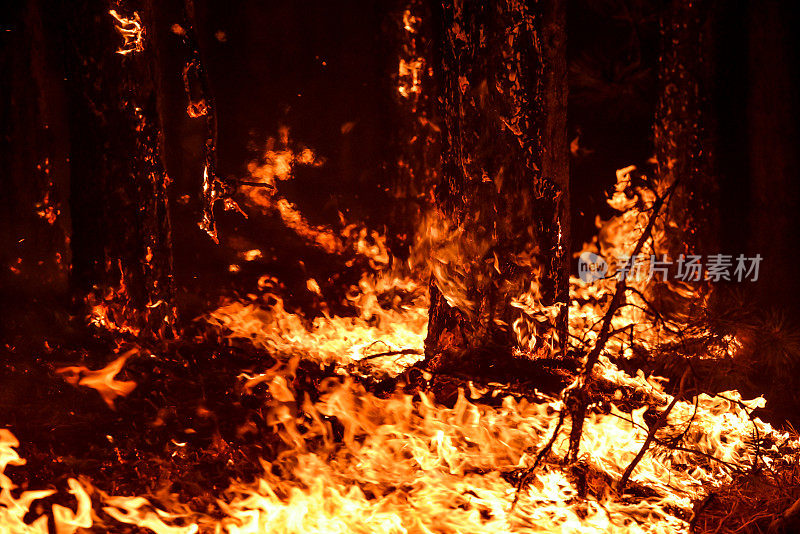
<box><xmin>176</xmin><ymin>0</ymin><xmax>234</xmax><ymax>244</ymax></box>
<box><xmin>424</xmin><ymin>0</ymin><xmax>569</xmax><ymax>369</ymax></box>
<box><xmin>655</xmin><ymin>0</ymin><xmax>718</xmax><ymax>255</ymax></box>
<box><xmin>53</xmin><ymin>0</ymin><xmax>175</xmax><ymax>333</ymax></box>
<box><xmin>388</xmin><ymin>0</ymin><xmax>441</xmax><ymax>254</ymax></box>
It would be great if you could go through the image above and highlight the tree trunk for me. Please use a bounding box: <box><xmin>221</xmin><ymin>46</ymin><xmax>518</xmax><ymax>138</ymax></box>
<box><xmin>1</xmin><ymin>0</ymin><xmax>72</xmax><ymax>299</ymax></box>
<box><xmin>387</xmin><ymin>0</ymin><xmax>441</xmax><ymax>254</ymax></box>
<box><xmin>51</xmin><ymin>0</ymin><xmax>175</xmax><ymax>334</ymax></box>
<box><xmin>655</xmin><ymin>0</ymin><xmax>718</xmax><ymax>256</ymax></box>
<box><xmin>424</xmin><ymin>0</ymin><xmax>569</xmax><ymax>370</ymax></box>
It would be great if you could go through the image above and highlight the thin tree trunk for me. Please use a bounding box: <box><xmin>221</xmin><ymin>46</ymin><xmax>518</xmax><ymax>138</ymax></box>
<box><xmin>1</xmin><ymin>0</ymin><xmax>72</xmax><ymax>299</ymax></box>
<box><xmin>745</xmin><ymin>0</ymin><xmax>800</xmax><ymax>315</ymax></box>
<box><xmin>388</xmin><ymin>0</ymin><xmax>441</xmax><ymax>253</ymax></box>
<box><xmin>424</xmin><ymin>0</ymin><xmax>569</xmax><ymax>370</ymax></box>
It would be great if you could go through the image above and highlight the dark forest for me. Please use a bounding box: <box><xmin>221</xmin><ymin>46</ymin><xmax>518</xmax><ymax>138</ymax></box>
<box><xmin>2</xmin><ymin>1</ymin><xmax>800</xmax><ymax>532</ymax></box>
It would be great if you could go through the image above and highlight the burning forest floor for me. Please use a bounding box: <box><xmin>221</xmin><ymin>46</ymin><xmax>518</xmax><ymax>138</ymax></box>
<box><xmin>3</xmin><ymin>290</ymin><xmax>800</xmax><ymax>534</ymax></box>
<box><xmin>4</xmin><ymin>169</ymin><xmax>800</xmax><ymax>533</ymax></box>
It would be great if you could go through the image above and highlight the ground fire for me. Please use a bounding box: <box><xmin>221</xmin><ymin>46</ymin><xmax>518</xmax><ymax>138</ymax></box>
<box><xmin>2</xmin><ymin>1</ymin><xmax>800</xmax><ymax>533</ymax></box>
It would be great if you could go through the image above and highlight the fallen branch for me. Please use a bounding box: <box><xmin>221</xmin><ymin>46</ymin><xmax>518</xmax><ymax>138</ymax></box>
<box><xmin>617</xmin><ymin>366</ymin><xmax>690</xmax><ymax>494</ymax></box>
<box><xmin>358</xmin><ymin>348</ymin><xmax>424</xmax><ymax>361</ymax></box>
<box><xmin>567</xmin><ymin>179</ymin><xmax>679</xmax><ymax>462</ymax></box>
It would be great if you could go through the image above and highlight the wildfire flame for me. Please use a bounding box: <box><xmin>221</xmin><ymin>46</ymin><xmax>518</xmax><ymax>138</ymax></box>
<box><xmin>3</xmin><ymin>34</ymin><xmax>791</xmax><ymax>527</ymax></box>
<box><xmin>2</xmin><ymin>354</ymin><xmax>793</xmax><ymax>533</ymax></box>
<box><xmin>109</xmin><ymin>10</ymin><xmax>144</xmax><ymax>56</ymax></box>
<box><xmin>5</xmin><ymin>119</ymin><xmax>785</xmax><ymax>532</ymax></box>
<box><xmin>56</xmin><ymin>349</ymin><xmax>138</xmax><ymax>409</ymax></box>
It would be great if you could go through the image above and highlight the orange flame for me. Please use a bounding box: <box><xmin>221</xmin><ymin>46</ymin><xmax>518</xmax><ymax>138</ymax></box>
<box><xmin>57</xmin><ymin>349</ymin><xmax>138</xmax><ymax>409</ymax></box>
<box><xmin>109</xmin><ymin>10</ymin><xmax>144</xmax><ymax>56</ymax></box>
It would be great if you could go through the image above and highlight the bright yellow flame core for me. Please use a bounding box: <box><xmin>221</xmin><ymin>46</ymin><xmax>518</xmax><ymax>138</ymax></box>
<box><xmin>1</xmin><ymin>364</ymin><xmax>790</xmax><ymax>533</ymax></box>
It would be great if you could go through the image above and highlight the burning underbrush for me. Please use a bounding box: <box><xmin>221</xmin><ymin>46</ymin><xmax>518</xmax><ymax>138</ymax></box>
<box><xmin>2</xmin><ymin>166</ymin><xmax>800</xmax><ymax>534</ymax></box>
<box><xmin>1</xmin><ymin>338</ymin><xmax>797</xmax><ymax>534</ymax></box>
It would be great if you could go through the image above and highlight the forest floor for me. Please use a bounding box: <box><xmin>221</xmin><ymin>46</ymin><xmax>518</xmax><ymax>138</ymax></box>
<box><xmin>2</xmin><ymin>299</ymin><xmax>800</xmax><ymax>533</ymax></box>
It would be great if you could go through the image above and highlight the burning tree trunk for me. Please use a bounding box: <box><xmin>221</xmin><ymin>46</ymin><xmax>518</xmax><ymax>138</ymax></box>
<box><xmin>655</xmin><ymin>0</ymin><xmax>718</xmax><ymax>255</ymax></box>
<box><xmin>388</xmin><ymin>0</ymin><xmax>441</xmax><ymax>252</ymax></box>
<box><xmin>424</xmin><ymin>0</ymin><xmax>569</xmax><ymax>370</ymax></box>
<box><xmin>52</xmin><ymin>0</ymin><xmax>175</xmax><ymax>333</ymax></box>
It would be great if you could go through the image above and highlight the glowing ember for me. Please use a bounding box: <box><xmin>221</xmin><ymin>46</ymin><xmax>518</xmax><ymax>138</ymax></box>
<box><xmin>109</xmin><ymin>10</ymin><xmax>144</xmax><ymax>56</ymax></box>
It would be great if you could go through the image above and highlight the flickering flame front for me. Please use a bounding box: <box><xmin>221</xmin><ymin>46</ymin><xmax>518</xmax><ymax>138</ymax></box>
<box><xmin>2</xmin><ymin>355</ymin><xmax>792</xmax><ymax>533</ymax></box>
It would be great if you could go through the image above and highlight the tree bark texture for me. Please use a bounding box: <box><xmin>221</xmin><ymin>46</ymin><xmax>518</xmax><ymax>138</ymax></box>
<box><xmin>51</xmin><ymin>0</ymin><xmax>175</xmax><ymax>332</ymax></box>
<box><xmin>424</xmin><ymin>0</ymin><xmax>569</xmax><ymax>368</ymax></box>
<box><xmin>655</xmin><ymin>0</ymin><xmax>718</xmax><ymax>256</ymax></box>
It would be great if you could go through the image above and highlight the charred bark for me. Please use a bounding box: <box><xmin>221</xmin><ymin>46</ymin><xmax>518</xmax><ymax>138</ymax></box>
<box><xmin>655</xmin><ymin>0</ymin><xmax>718</xmax><ymax>255</ymax></box>
<box><xmin>51</xmin><ymin>0</ymin><xmax>175</xmax><ymax>333</ymax></box>
<box><xmin>424</xmin><ymin>0</ymin><xmax>569</xmax><ymax>370</ymax></box>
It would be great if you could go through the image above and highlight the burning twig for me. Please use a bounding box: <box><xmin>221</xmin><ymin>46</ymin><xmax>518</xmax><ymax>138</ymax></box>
<box><xmin>511</xmin><ymin>406</ymin><xmax>567</xmax><ymax>509</ymax></box>
<box><xmin>109</xmin><ymin>9</ymin><xmax>144</xmax><ymax>56</ymax></box>
<box><xmin>606</xmin><ymin>410</ymin><xmax>745</xmax><ymax>473</ymax></box>
<box><xmin>567</xmin><ymin>179</ymin><xmax>679</xmax><ymax>463</ymax></box>
<box><xmin>617</xmin><ymin>366</ymin><xmax>690</xmax><ymax>494</ymax></box>
<box><xmin>232</xmin><ymin>180</ymin><xmax>275</xmax><ymax>188</ymax></box>
<box><xmin>358</xmin><ymin>348</ymin><xmax>424</xmax><ymax>361</ymax></box>
<box><xmin>176</xmin><ymin>0</ymin><xmax>240</xmax><ymax>243</ymax></box>
<box><xmin>715</xmin><ymin>392</ymin><xmax>769</xmax><ymax>474</ymax></box>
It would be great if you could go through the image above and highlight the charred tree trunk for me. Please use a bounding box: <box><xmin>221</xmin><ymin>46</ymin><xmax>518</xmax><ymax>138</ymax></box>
<box><xmin>655</xmin><ymin>0</ymin><xmax>718</xmax><ymax>256</ymax></box>
<box><xmin>51</xmin><ymin>0</ymin><xmax>175</xmax><ymax>334</ymax></box>
<box><xmin>424</xmin><ymin>0</ymin><xmax>569</xmax><ymax>370</ymax></box>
